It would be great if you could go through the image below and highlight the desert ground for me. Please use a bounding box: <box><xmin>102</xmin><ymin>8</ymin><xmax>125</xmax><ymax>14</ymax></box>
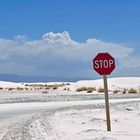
<box><xmin>0</xmin><ymin>77</ymin><xmax>140</xmax><ymax>140</ymax></box>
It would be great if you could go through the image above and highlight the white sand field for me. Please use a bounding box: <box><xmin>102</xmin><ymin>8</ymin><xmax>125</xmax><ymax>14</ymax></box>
<box><xmin>0</xmin><ymin>100</ymin><xmax>140</xmax><ymax>140</ymax></box>
<box><xmin>0</xmin><ymin>77</ymin><xmax>140</xmax><ymax>140</ymax></box>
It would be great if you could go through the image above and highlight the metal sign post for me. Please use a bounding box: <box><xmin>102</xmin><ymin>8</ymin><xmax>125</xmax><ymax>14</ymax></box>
<box><xmin>103</xmin><ymin>75</ymin><xmax>111</xmax><ymax>131</ymax></box>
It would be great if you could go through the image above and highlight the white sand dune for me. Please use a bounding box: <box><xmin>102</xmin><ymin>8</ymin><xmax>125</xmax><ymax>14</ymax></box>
<box><xmin>69</xmin><ymin>77</ymin><xmax>140</xmax><ymax>91</ymax></box>
<box><xmin>0</xmin><ymin>81</ymin><xmax>24</xmax><ymax>88</ymax></box>
<box><xmin>0</xmin><ymin>77</ymin><xmax>140</xmax><ymax>90</ymax></box>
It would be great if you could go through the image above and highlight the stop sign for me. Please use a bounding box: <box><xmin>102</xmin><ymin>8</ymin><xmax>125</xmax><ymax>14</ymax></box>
<box><xmin>93</xmin><ymin>53</ymin><xmax>115</xmax><ymax>75</ymax></box>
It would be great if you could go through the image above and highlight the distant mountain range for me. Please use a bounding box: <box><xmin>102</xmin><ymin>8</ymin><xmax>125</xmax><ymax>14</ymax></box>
<box><xmin>0</xmin><ymin>74</ymin><xmax>92</xmax><ymax>83</ymax></box>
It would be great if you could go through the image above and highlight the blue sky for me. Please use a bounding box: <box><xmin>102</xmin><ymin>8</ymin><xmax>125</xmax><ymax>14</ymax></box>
<box><xmin>0</xmin><ymin>0</ymin><xmax>140</xmax><ymax>43</ymax></box>
<box><xmin>0</xmin><ymin>0</ymin><xmax>140</xmax><ymax>79</ymax></box>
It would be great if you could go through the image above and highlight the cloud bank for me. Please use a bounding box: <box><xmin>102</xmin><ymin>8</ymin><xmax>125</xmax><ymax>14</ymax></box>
<box><xmin>0</xmin><ymin>31</ymin><xmax>139</xmax><ymax>78</ymax></box>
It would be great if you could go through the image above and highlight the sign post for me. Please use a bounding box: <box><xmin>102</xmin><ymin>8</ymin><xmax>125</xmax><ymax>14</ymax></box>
<box><xmin>93</xmin><ymin>53</ymin><xmax>115</xmax><ymax>131</ymax></box>
<box><xmin>103</xmin><ymin>75</ymin><xmax>111</xmax><ymax>131</ymax></box>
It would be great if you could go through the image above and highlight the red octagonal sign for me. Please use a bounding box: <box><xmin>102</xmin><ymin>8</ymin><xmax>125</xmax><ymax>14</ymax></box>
<box><xmin>93</xmin><ymin>53</ymin><xmax>115</xmax><ymax>75</ymax></box>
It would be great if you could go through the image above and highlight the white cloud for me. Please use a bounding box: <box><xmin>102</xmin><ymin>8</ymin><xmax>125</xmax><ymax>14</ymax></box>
<box><xmin>0</xmin><ymin>31</ymin><xmax>138</xmax><ymax>78</ymax></box>
<box><xmin>42</xmin><ymin>31</ymin><xmax>72</xmax><ymax>44</ymax></box>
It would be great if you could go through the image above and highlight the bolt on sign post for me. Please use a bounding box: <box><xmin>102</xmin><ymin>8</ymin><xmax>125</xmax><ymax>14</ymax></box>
<box><xmin>93</xmin><ymin>53</ymin><xmax>115</xmax><ymax>131</ymax></box>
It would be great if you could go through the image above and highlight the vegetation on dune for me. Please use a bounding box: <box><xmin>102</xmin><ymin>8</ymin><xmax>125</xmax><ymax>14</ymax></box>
<box><xmin>76</xmin><ymin>87</ymin><xmax>96</xmax><ymax>93</ymax></box>
<box><xmin>97</xmin><ymin>87</ymin><xmax>104</xmax><ymax>93</ymax></box>
<box><xmin>113</xmin><ymin>90</ymin><xmax>119</xmax><ymax>93</ymax></box>
<box><xmin>122</xmin><ymin>88</ymin><xmax>127</xmax><ymax>94</ymax></box>
<box><xmin>42</xmin><ymin>91</ymin><xmax>48</xmax><ymax>94</ymax></box>
<box><xmin>63</xmin><ymin>88</ymin><xmax>70</xmax><ymax>91</ymax></box>
<box><xmin>128</xmin><ymin>88</ymin><xmax>137</xmax><ymax>93</ymax></box>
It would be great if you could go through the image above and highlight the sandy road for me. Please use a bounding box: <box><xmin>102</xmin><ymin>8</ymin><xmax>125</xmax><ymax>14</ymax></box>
<box><xmin>0</xmin><ymin>98</ymin><xmax>140</xmax><ymax>121</ymax></box>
